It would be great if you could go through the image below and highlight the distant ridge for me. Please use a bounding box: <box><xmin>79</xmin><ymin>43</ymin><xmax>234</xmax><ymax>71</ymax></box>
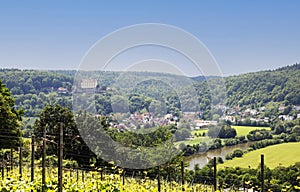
<box><xmin>0</xmin><ymin>63</ymin><xmax>299</xmax><ymax>118</ymax></box>
<box><xmin>190</xmin><ymin>75</ymin><xmax>220</xmax><ymax>82</ymax></box>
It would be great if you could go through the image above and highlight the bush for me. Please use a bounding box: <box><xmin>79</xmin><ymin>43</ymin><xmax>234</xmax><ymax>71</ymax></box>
<box><xmin>247</xmin><ymin>129</ymin><xmax>272</xmax><ymax>141</ymax></box>
<box><xmin>224</xmin><ymin>138</ymin><xmax>238</xmax><ymax>146</ymax></box>
<box><xmin>284</xmin><ymin>133</ymin><xmax>298</xmax><ymax>142</ymax></box>
<box><xmin>179</xmin><ymin>143</ymin><xmax>186</xmax><ymax>151</ymax></box>
<box><xmin>292</xmin><ymin>125</ymin><xmax>300</xmax><ymax>136</ymax></box>
<box><xmin>238</xmin><ymin>136</ymin><xmax>246</xmax><ymax>142</ymax></box>
<box><xmin>217</xmin><ymin>157</ymin><xmax>224</xmax><ymax>164</ymax></box>
<box><xmin>232</xmin><ymin>148</ymin><xmax>244</xmax><ymax>158</ymax></box>
<box><xmin>225</xmin><ymin>154</ymin><xmax>232</xmax><ymax>160</ymax></box>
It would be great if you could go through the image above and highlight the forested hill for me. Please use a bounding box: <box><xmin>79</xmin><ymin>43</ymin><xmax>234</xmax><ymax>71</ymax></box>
<box><xmin>0</xmin><ymin>69</ymin><xmax>73</xmax><ymax>94</ymax></box>
<box><xmin>0</xmin><ymin>64</ymin><xmax>299</xmax><ymax>118</ymax></box>
<box><xmin>223</xmin><ymin>63</ymin><xmax>300</xmax><ymax>107</ymax></box>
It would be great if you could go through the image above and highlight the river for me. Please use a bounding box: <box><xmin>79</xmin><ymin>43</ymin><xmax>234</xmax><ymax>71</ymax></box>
<box><xmin>185</xmin><ymin>142</ymin><xmax>254</xmax><ymax>170</ymax></box>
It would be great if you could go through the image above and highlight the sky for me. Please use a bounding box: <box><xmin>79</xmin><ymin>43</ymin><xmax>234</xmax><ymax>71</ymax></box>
<box><xmin>0</xmin><ymin>0</ymin><xmax>300</xmax><ymax>76</ymax></box>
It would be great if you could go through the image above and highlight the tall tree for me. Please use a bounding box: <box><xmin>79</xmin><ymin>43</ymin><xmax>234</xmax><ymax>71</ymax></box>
<box><xmin>0</xmin><ymin>80</ymin><xmax>22</xmax><ymax>149</ymax></box>
<box><xmin>34</xmin><ymin>104</ymin><xmax>96</xmax><ymax>166</ymax></box>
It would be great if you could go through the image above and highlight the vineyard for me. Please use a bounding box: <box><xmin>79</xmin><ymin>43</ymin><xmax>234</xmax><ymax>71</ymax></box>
<box><xmin>0</xmin><ymin>134</ymin><xmax>212</xmax><ymax>191</ymax></box>
<box><xmin>0</xmin><ymin>165</ymin><xmax>212</xmax><ymax>192</ymax></box>
<box><xmin>3</xmin><ymin>138</ymin><xmax>300</xmax><ymax>192</ymax></box>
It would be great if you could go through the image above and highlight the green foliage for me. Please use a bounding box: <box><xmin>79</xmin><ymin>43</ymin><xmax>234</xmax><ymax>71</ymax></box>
<box><xmin>207</xmin><ymin>124</ymin><xmax>237</xmax><ymax>138</ymax></box>
<box><xmin>246</xmin><ymin>129</ymin><xmax>272</xmax><ymax>141</ymax></box>
<box><xmin>174</xmin><ymin>128</ymin><xmax>191</xmax><ymax>141</ymax></box>
<box><xmin>217</xmin><ymin>157</ymin><xmax>224</xmax><ymax>164</ymax></box>
<box><xmin>33</xmin><ymin>105</ymin><xmax>96</xmax><ymax>166</ymax></box>
<box><xmin>225</xmin><ymin>148</ymin><xmax>245</xmax><ymax>160</ymax></box>
<box><xmin>194</xmin><ymin>63</ymin><xmax>300</xmax><ymax>119</ymax></box>
<box><xmin>128</xmin><ymin>94</ymin><xmax>152</xmax><ymax>114</ymax></box>
<box><xmin>0</xmin><ymin>80</ymin><xmax>22</xmax><ymax>149</ymax></box>
<box><xmin>249</xmin><ymin>139</ymin><xmax>282</xmax><ymax>150</ymax></box>
<box><xmin>272</xmin><ymin>118</ymin><xmax>300</xmax><ymax>135</ymax></box>
<box><xmin>292</xmin><ymin>125</ymin><xmax>300</xmax><ymax>135</ymax></box>
<box><xmin>209</xmin><ymin>138</ymin><xmax>223</xmax><ymax>150</ymax></box>
<box><xmin>1</xmin><ymin>64</ymin><xmax>300</xmax><ymax>121</ymax></box>
<box><xmin>0</xmin><ymin>69</ymin><xmax>73</xmax><ymax>95</ymax></box>
<box><xmin>0</xmin><ymin>165</ymin><xmax>210</xmax><ymax>191</ymax></box>
<box><xmin>232</xmin><ymin>148</ymin><xmax>244</xmax><ymax>158</ymax></box>
<box><xmin>217</xmin><ymin>162</ymin><xmax>300</xmax><ymax>191</ymax></box>
<box><xmin>225</xmin><ymin>64</ymin><xmax>300</xmax><ymax>107</ymax></box>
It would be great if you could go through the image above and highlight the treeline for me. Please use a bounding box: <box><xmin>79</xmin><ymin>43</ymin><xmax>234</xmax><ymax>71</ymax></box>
<box><xmin>0</xmin><ymin>64</ymin><xmax>299</xmax><ymax>119</ymax></box>
<box><xmin>225</xmin><ymin>63</ymin><xmax>300</xmax><ymax>107</ymax></box>
<box><xmin>0</xmin><ymin>69</ymin><xmax>73</xmax><ymax>94</ymax></box>
<box><xmin>215</xmin><ymin>162</ymin><xmax>300</xmax><ymax>191</ymax></box>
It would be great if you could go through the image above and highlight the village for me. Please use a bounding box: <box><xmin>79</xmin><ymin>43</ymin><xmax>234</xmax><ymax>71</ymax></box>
<box><xmin>107</xmin><ymin>104</ymin><xmax>300</xmax><ymax>132</ymax></box>
<box><xmin>56</xmin><ymin>78</ymin><xmax>300</xmax><ymax>131</ymax></box>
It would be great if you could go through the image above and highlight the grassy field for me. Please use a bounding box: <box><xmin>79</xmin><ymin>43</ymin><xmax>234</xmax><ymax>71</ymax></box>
<box><xmin>191</xmin><ymin>126</ymin><xmax>270</xmax><ymax>138</ymax></box>
<box><xmin>232</xmin><ymin>126</ymin><xmax>271</xmax><ymax>136</ymax></box>
<box><xmin>175</xmin><ymin>137</ymin><xmax>211</xmax><ymax>146</ymax></box>
<box><xmin>219</xmin><ymin>142</ymin><xmax>300</xmax><ymax>169</ymax></box>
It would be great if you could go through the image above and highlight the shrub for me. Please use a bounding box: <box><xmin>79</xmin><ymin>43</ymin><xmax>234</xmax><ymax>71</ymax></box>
<box><xmin>232</xmin><ymin>148</ymin><xmax>244</xmax><ymax>158</ymax></box>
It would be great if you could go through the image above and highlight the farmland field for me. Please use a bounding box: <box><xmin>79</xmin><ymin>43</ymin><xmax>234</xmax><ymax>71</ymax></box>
<box><xmin>232</xmin><ymin>126</ymin><xmax>271</xmax><ymax>136</ymax></box>
<box><xmin>219</xmin><ymin>142</ymin><xmax>300</xmax><ymax>169</ymax></box>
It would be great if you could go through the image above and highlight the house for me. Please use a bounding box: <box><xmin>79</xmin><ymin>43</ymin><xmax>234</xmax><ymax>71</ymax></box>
<box><xmin>221</xmin><ymin>115</ymin><xmax>236</xmax><ymax>123</ymax></box>
<box><xmin>57</xmin><ymin>87</ymin><xmax>68</xmax><ymax>94</ymax></box>
<box><xmin>193</xmin><ymin>120</ymin><xmax>217</xmax><ymax>129</ymax></box>
<box><xmin>260</xmin><ymin>106</ymin><xmax>266</xmax><ymax>111</ymax></box>
<box><xmin>80</xmin><ymin>79</ymin><xmax>97</xmax><ymax>89</ymax></box>
<box><xmin>278</xmin><ymin>115</ymin><xmax>294</xmax><ymax>121</ymax></box>
<box><xmin>264</xmin><ymin>117</ymin><xmax>270</xmax><ymax>122</ymax></box>
<box><xmin>293</xmin><ymin>106</ymin><xmax>300</xmax><ymax>111</ymax></box>
<box><xmin>250</xmin><ymin>109</ymin><xmax>258</xmax><ymax>116</ymax></box>
<box><xmin>75</xmin><ymin>79</ymin><xmax>98</xmax><ymax>93</ymax></box>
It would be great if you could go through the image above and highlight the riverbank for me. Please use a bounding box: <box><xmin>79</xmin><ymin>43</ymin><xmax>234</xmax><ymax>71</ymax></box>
<box><xmin>185</xmin><ymin>141</ymin><xmax>254</xmax><ymax>170</ymax></box>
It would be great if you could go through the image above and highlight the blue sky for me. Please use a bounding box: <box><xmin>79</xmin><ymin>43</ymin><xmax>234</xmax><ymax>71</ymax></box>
<box><xmin>0</xmin><ymin>0</ymin><xmax>299</xmax><ymax>76</ymax></box>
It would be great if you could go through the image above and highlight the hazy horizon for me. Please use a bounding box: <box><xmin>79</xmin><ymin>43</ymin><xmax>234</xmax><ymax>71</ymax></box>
<box><xmin>0</xmin><ymin>62</ymin><xmax>296</xmax><ymax>78</ymax></box>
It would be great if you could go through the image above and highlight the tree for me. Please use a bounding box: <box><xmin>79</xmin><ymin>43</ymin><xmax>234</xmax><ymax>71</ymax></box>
<box><xmin>218</xmin><ymin>125</ymin><xmax>237</xmax><ymax>138</ymax></box>
<box><xmin>247</xmin><ymin>129</ymin><xmax>272</xmax><ymax>141</ymax></box>
<box><xmin>111</xmin><ymin>95</ymin><xmax>129</xmax><ymax>113</ymax></box>
<box><xmin>292</xmin><ymin>125</ymin><xmax>300</xmax><ymax>135</ymax></box>
<box><xmin>174</xmin><ymin>128</ymin><xmax>191</xmax><ymax>141</ymax></box>
<box><xmin>274</xmin><ymin>124</ymin><xmax>286</xmax><ymax>134</ymax></box>
<box><xmin>207</xmin><ymin>125</ymin><xmax>221</xmax><ymax>138</ymax></box>
<box><xmin>128</xmin><ymin>94</ymin><xmax>152</xmax><ymax>114</ymax></box>
<box><xmin>0</xmin><ymin>80</ymin><xmax>22</xmax><ymax>149</ymax></box>
<box><xmin>207</xmin><ymin>124</ymin><xmax>236</xmax><ymax>138</ymax></box>
<box><xmin>34</xmin><ymin>104</ymin><xmax>96</xmax><ymax>166</ymax></box>
<box><xmin>231</xmin><ymin>148</ymin><xmax>243</xmax><ymax>158</ymax></box>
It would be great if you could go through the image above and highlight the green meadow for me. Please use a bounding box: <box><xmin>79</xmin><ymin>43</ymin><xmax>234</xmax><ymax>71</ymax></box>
<box><xmin>219</xmin><ymin>142</ymin><xmax>300</xmax><ymax>169</ymax></box>
<box><xmin>232</xmin><ymin>126</ymin><xmax>271</xmax><ymax>136</ymax></box>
